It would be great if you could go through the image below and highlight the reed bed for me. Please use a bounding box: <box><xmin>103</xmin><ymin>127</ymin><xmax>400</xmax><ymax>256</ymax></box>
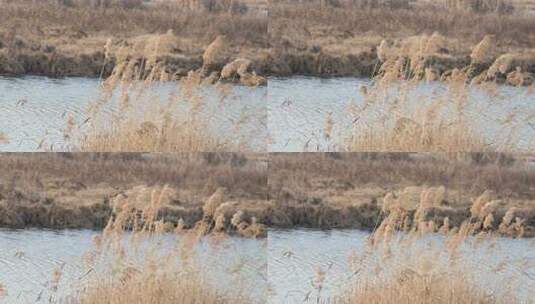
<box><xmin>0</xmin><ymin>132</ymin><xmax>8</xmax><ymax>144</ymax></box>
<box><xmin>62</xmin><ymin>42</ymin><xmax>265</xmax><ymax>152</ymax></box>
<box><xmin>66</xmin><ymin>185</ymin><xmax>261</xmax><ymax>304</ymax></box>
<box><xmin>343</xmin><ymin>34</ymin><xmax>535</xmax><ymax>153</ymax></box>
<box><xmin>0</xmin><ymin>182</ymin><xmax>266</xmax><ymax>302</ymax></box>
<box><xmin>333</xmin><ymin>186</ymin><xmax>533</xmax><ymax>304</ymax></box>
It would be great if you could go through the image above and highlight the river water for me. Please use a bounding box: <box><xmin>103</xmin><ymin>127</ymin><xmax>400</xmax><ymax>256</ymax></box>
<box><xmin>0</xmin><ymin>76</ymin><xmax>267</xmax><ymax>152</ymax></box>
<box><xmin>2</xmin><ymin>76</ymin><xmax>535</xmax><ymax>152</ymax></box>
<box><xmin>0</xmin><ymin>229</ymin><xmax>267</xmax><ymax>304</ymax></box>
<box><xmin>1</xmin><ymin>228</ymin><xmax>533</xmax><ymax>304</ymax></box>
<box><xmin>268</xmin><ymin>77</ymin><xmax>535</xmax><ymax>152</ymax></box>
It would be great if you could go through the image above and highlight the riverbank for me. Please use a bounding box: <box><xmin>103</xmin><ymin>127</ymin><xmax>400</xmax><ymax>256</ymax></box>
<box><xmin>1</xmin><ymin>153</ymin><xmax>534</xmax><ymax>237</ymax></box>
<box><xmin>270</xmin><ymin>153</ymin><xmax>535</xmax><ymax>237</ymax></box>
<box><xmin>0</xmin><ymin>153</ymin><xmax>269</xmax><ymax>236</ymax></box>
<box><xmin>0</xmin><ymin>2</ymin><xmax>269</xmax><ymax>85</ymax></box>
<box><xmin>270</xmin><ymin>1</ymin><xmax>535</xmax><ymax>84</ymax></box>
<box><xmin>2</xmin><ymin>2</ymin><xmax>535</xmax><ymax>85</ymax></box>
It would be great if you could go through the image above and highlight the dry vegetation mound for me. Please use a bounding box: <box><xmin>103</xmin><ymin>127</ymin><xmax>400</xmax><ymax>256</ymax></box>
<box><xmin>0</xmin><ymin>1</ymin><xmax>268</xmax><ymax>79</ymax></box>
<box><xmin>270</xmin><ymin>0</ymin><xmax>535</xmax><ymax>78</ymax></box>
<box><xmin>3</xmin><ymin>153</ymin><xmax>535</xmax><ymax>237</ymax></box>
<box><xmin>0</xmin><ymin>153</ymin><xmax>268</xmax><ymax>237</ymax></box>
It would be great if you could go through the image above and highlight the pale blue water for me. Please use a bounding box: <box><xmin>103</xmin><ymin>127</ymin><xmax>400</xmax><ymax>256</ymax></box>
<box><xmin>268</xmin><ymin>77</ymin><xmax>535</xmax><ymax>152</ymax></box>
<box><xmin>0</xmin><ymin>229</ymin><xmax>267</xmax><ymax>304</ymax></box>
<box><xmin>1</xmin><ymin>229</ymin><xmax>533</xmax><ymax>304</ymax></box>
<box><xmin>0</xmin><ymin>76</ymin><xmax>267</xmax><ymax>152</ymax></box>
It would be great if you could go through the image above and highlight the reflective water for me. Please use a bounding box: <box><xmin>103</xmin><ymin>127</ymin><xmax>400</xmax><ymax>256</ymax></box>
<box><xmin>2</xmin><ymin>229</ymin><xmax>533</xmax><ymax>304</ymax></box>
<box><xmin>0</xmin><ymin>229</ymin><xmax>267</xmax><ymax>304</ymax></box>
<box><xmin>3</xmin><ymin>76</ymin><xmax>534</xmax><ymax>153</ymax></box>
<box><xmin>0</xmin><ymin>76</ymin><xmax>267</xmax><ymax>152</ymax></box>
<box><xmin>268</xmin><ymin>77</ymin><xmax>535</xmax><ymax>152</ymax></box>
<box><xmin>268</xmin><ymin>229</ymin><xmax>535</xmax><ymax>304</ymax></box>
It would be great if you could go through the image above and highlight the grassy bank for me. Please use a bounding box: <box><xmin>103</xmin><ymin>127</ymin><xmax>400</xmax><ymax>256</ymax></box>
<box><xmin>0</xmin><ymin>1</ymin><xmax>268</xmax><ymax>78</ymax></box>
<box><xmin>0</xmin><ymin>153</ymin><xmax>268</xmax><ymax>237</ymax></box>
<box><xmin>269</xmin><ymin>153</ymin><xmax>535</xmax><ymax>236</ymax></box>
<box><xmin>2</xmin><ymin>1</ymin><xmax>535</xmax><ymax>81</ymax></box>
<box><xmin>1</xmin><ymin>153</ymin><xmax>534</xmax><ymax>237</ymax></box>
<box><xmin>270</xmin><ymin>0</ymin><xmax>535</xmax><ymax>80</ymax></box>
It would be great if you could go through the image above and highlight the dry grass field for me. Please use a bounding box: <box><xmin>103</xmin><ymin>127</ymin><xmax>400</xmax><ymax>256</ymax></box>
<box><xmin>0</xmin><ymin>153</ymin><xmax>268</xmax><ymax>237</ymax></box>
<box><xmin>1</xmin><ymin>152</ymin><xmax>534</xmax><ymax>237</ymax></box>
<box><xmin>0</xmin><ymin>0</ymin><xmax>268</xmax><ymax>78</ymax></box>
<box><xmin>270</xmin><ymin>0</ymin><xmax>535</xmax><ymax>78</ymax></box>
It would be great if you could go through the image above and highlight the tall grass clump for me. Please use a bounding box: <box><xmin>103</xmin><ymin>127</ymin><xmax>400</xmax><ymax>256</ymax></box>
<box><xmin>446</xmin><ymin>0</ymin><xmax>513</xmax><ymax>13</ymax></box>
<box><xmin>63</xmin><ymin>35</ymin><xmax>263</xmax><ymax>152</ymax></box>
<box><xmin>344</xmin><ymin>34</ymin><xmax>535</xmax><ymax>153</ymax></box>
<box><xmin>68</xmin><ymin>185</ymin><xmax>260</xmax><ymax>304</ymax></box>
<box><xmin>335</xmin><ymin>186</ymin><xmax>532</xmax><ymax>304</ymax></box>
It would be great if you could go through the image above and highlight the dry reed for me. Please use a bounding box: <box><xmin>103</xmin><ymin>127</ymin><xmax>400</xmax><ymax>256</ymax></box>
<box><xmin>63</xmin><ymin>38</ymin><xmax>264</xmax><ymax>152</ymax></box>
<box><xmin>0</xmin><ymin>132</ymin><xmax>8</xmax><ymax>144</ymax></box>
<box><xmin>338</xmin><ymin>186</ymin><xmax>531</xmax><ymax>304</ymax></box>
<box><xmin>71</xmin><ymin>185</ymin><xmax>259</xmax><ymax>304</ymax></box>
<box><xmin>344</xmin><ymin>34</ymin><xmax>535</xmax><ymax>153</ymax></box>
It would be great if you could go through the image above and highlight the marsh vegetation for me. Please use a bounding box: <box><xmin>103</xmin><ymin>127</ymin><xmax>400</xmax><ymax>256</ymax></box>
<box><xmin>1</xmin><ymin>1</ymin><xmax>535</xmax><ymax>303</ymax></box>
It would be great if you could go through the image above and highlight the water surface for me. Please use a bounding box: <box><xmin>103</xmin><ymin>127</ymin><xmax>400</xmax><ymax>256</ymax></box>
<box><xmin>0</xmin><ymin>76</ymin><xmax>267</xmax><ymax>152</ymax></box>
<box><xmin>268</xmin><ymin>77</ymin><xmax>535</xmax><ymax>152</ymax></box>
<box><xmin>0</xmin><ymin>229</ymin><xmax>266</xmax><ymax>303</ymax></box>
<box><xmin>2</xmin><ymin>228</ymin><xmax>532</xmax><ymax>304</ymax></box>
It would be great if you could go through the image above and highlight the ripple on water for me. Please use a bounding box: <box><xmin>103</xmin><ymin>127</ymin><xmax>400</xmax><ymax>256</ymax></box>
<box><xmin>268</xmin><ymin>76</ymin><xmax>535</xmax><ymax>152</ymax></box>
<box><xmin>0</xmin><ymin>229</ymin><xmax>267</xmax><ymax>304</ymax></box>
<box><xmin>267</xmin><ymin>228</ymin><xmax>535</xmax><ymax>304</ymax></box>
<box><xmin>0</xmin><ymin>76</ymin><xmax>267</xmax><ymax>152</ymax></box>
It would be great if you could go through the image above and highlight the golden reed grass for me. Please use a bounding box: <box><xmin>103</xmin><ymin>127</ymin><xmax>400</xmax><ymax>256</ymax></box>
<box><xmin>343</xmin><ymin>34</ymin><xmax>535</xmax><ymax>153</ymax></box>
<box><xmin>0</xmin><ymin>132</ymin><xmax>8</xmax><ymax>144</ymax></box>
<box><xmin>335</xmin><ymin>186</ymin><xmax>531</xmax><ymax>304</ymax></box>
<box><xmin>62</xmin><ymin>36</ymin><xmax>263</xmax><ymax>152</ymax></box>
<box><xmin>66</xmin><ymin>185</ymin><xmax>257</xmax><ymax>304</ymax></box>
